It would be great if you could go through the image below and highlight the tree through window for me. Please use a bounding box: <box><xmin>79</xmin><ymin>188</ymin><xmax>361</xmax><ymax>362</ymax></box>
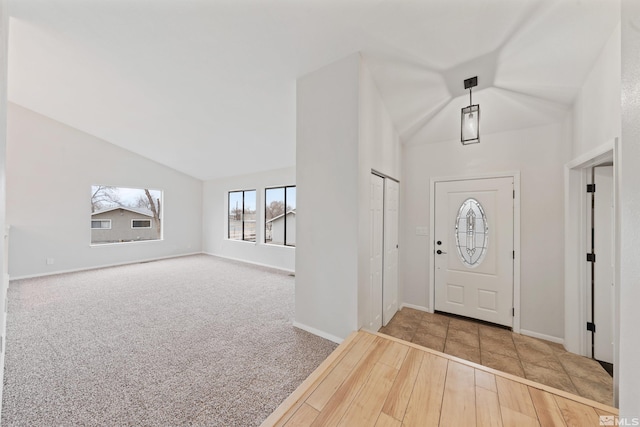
<box><xmin>90</xmin><ymin>186</ymin><xmax>162</xmax><ymax>245</ymax></box>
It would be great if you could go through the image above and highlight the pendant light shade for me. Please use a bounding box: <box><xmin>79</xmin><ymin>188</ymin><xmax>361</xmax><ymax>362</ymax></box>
<box><xmin>461</xmin><ymin>104</ymin><xmax>480</xmax><ymax>144</ymax></box>
<box><xmin>461</xmin><ymin>77</ymin><xmax>480</xmax><ymax>145</ymax></box>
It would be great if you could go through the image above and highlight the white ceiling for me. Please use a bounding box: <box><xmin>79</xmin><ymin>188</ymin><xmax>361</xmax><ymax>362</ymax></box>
<box><xmin>7</xmin><ymin>0</ymin><xmax>619</xmax><ymax>181</ymax></box>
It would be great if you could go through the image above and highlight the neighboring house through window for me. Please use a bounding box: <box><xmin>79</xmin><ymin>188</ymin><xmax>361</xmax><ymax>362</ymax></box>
<box><xmin>91</xmin><ymin>186</ymin><xmax>162</xmax><ymax>245</ymax></box>
<box><xmin>265</xmin><ymin>186</ymin><xmax>296</xmax><ymax>246</ymax></box>
<box><xmin>228</xmin><ymin>190</ymin><xmax>257</xmax><ymax>242</ymax></box>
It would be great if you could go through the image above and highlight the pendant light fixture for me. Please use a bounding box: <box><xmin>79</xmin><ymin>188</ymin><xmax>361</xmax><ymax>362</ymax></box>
<box><xmin>461</xmin><ymin>76</ymin><xmax>479</xmax><ymax>145</ymax></box>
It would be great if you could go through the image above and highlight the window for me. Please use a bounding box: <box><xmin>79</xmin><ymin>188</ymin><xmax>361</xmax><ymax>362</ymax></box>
<box><xmin>265</xmin><ymin>186</ymin><xmax>295</xmax><ymax>246</ymax></box>
<box><xmin>91</xmin><ymin>185</ymin><xmax>162</xmax><ymax>245</ymax></box>
<box><xmin>91</xmin><ymin>220</ymin><xmax>111</xmax><ymax>229</ymax></box>
<box><xmin>455</xmin><ymin>198</ymin><xmax>488</xmax><ymax>267</ymax></box>
<box><xmin>132</xmin><ymin>219</ymin><xmax>152</xmax><ymax>229</ymax></box>
<box><xmin>228</xmin><ymin>190</ymin><xmax>256</xmax><ymax>242</ymax></box>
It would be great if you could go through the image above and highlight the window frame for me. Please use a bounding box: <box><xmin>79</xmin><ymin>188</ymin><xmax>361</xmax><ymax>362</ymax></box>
<box><xmin>228</xmin><ymin>189</ymin><xmax>257</xmax><ymax>242</ymax></box>
<box><xmin>131</xmin><ymin>219</ymin><xmax>152</xmax><ymax>229</ymax></box>
<box><xmin>264</xmin><ymin>185</ymin><xmax>295</xmax><ymax>247</ymax></box>
<box><xmin>91</xmin><ymin>219</ymin><xmax>112</xmax><ymax>230</ymax></box>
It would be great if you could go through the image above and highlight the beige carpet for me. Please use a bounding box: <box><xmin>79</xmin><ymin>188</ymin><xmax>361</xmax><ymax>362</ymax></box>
<box><xmin>1</xmin><ymin>254</ymin><xmax>337</xmax><ymax>426</ymax></box>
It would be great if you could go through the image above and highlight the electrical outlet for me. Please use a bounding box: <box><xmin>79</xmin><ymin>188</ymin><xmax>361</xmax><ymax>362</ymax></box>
<box><xmin>46</xmin><ymin>258</ymin><xmax>54</xmax><ymax>265</ymax></box>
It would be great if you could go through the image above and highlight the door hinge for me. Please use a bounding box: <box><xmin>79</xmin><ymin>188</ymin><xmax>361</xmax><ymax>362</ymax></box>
<box><xmin>512</xmin><ymin>308</ymin><xmax>515</xmax><ymax>317</ymax></box>
<box><xmin>512</xmin><ymin>250</ymin><xmax>515</xmax><ymax>259</ymax></box>
<box><xmin>587</xmin><ymin>322</ymin><xmax>596</xmax><ymax>332</ymax></box>
<box><xmin>513</xmin><ymin>190</ymin><xmax>515</xmax><ymax>199</ymax></box>
<box><xmin>586</xmin><ymin>184</ymin><xmax>596</xmax><ymax>193</ymax></box>
<box><xmin>587</xmin><ymin>253</ymin><xmax>596</xmax><ymax>262</ymax></box>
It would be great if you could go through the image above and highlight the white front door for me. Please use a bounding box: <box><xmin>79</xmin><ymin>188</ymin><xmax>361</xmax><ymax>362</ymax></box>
<box><xmin>383</xmin><ymin>178</ymin><xmax>399</xmax><ymax>325</ymax></box>
<box><xmin>434</xmin><ymin>177</ymin><xmax>514</xmax><ymax>327</ymax></box>
<box><xmin>369</xmin><ymin>174</ymin><xmax>384</xmax><ymax>331</ymax></box>
<box><xmin>593</xmin><ymin>166</ymin><xmax>614</xmax><ymax>364</ymax></box>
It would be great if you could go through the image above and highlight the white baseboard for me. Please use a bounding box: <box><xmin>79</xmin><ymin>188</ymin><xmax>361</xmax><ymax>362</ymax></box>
<box><xmin>519</xmin><ymin>329</ymin><xmax>565</xmax><ymax>345</ymax></box>
<box><xmin>292</xmin><ymin>321</ymin><xmax>344</xmax><ymax>345</ymax></box>
<box><xmin>203</xmin><ymin>252</ymin><xmax>295</xmax><ymax>274</ymax></box>
<box><xmin>400</xmin><ymin>303</ymin><xmax>431</xmax><ymax>313</ymax></box>
<box><xmin>9</xmin><ymin>252</ymin><xmax>203</xmax><ymax>281</ymax></box>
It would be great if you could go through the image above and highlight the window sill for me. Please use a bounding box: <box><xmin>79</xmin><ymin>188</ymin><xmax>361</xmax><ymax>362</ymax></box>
<box><xmin>263</xmin><ymin>243</ymin><xmax>296</xmax><ymax>249</ymax></box>
<box><xmin>225</xmin><ymin>239</ymin><xmax>257</xmax><ymax>245</ymax></box>
<box><xmin>90</xmin><ymin>239</ymin><xmax>163</xmax><ymax>247</ymax></box>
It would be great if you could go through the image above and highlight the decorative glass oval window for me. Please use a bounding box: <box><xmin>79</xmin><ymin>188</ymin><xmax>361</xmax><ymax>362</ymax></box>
<box><xmin>455</xmin><ymin>198</ymin><xmax>488</xmax><ymax>267</ymax></box>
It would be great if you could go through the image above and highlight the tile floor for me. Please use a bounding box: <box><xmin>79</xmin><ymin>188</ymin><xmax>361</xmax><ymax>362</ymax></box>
<box><xmin>378</xmin><ymin>307</ymin><xmax>614</xmax><ymax>407</ymax></box>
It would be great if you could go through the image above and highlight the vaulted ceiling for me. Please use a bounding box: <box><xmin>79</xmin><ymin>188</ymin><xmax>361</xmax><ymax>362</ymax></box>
<box><xmin>7</xmin><ymin>0</ymin><xmax>619</xmax><ymax>180</ymax></box>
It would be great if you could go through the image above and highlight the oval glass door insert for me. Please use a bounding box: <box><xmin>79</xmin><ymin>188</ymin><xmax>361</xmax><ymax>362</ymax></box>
<box><xmin>455</xmin><ymin>198</ymin><xmax>488</xmax><ymax>267</ymax></box>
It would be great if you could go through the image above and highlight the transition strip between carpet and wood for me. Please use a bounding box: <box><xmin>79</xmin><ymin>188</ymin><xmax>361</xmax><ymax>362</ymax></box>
<box><xmin>261</xmin><ymin>330</ymin><xmax>619</xmax><ymax>427</ymax></box>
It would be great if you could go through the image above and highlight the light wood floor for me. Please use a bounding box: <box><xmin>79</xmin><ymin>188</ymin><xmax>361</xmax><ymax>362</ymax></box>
<box><xmin>261</xmin><ymin>331</ymin><xmax>618</xmax><ymax>427</ymax></box>
<box><xmin>379</xmin><ymin>308</ymin><xmax>614</xmax><ymax>406</ymax></box>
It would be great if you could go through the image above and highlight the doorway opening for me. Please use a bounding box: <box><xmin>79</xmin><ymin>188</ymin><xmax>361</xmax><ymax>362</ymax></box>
<box><xmin>564</xmin><ymin>139</ymin><xmax>618</xmax><ymax>404</ymax></box>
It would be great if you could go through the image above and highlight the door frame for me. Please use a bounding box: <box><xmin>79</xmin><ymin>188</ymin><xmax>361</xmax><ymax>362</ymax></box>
<box><xmin>590</xmin><ymin>164</ymin><xmax>614</xmax><ymax>364</ymax></box>
<box><xmin>564</xmin><ymin>139</ymin><xmax>618</xmax><ymax>365</ymax></box>
<box><xmin>429</xmin><ymin>171</ymin><xmax>521</xmax><ymax>333</ymax></box>
<box><xmin>382</xmin><ymin>177</ymin><xmax>399</xmax><ymax>326</ymax></box>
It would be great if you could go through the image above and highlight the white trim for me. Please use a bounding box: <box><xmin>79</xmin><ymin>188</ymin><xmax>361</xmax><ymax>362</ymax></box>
<box><xmin>91</xmin><ymin>219</ymin><xmax>112</xmax><ymax>229</ymax></box>
<box><xmin>400</xmin><ymin>303</ymin><xmax>431</xmax><ymax>313</ymax></box>
<box><xmin>565</xmin><ymin>141</ymin><xmax>615</xmax><ymax>170</ymax></box>
<box><xmin>519</xmin><ymin>329</ymin><xmax>565</xmax><ymax>345</ymax></box>
<box><xmin>292</xmin><ymin>321</ymin><xmax>344</xmax><ymax>344</ymax></box>
<box><xmin>9</xmin><ymin>252</ymin><xmax>202</xmax><ymax>281</ymax></box>
<box><xmin>564</xmin><ymin>138</ymin><xmax>617</xmax><ymax>357</ymax></box>
<box><xmin>202</xmin><ymin>252</ymin><xmax>295</xmax><ymax>274</ymax></box>
<box><xmin>131</xmin><ymin>218</ymin><xmax>152</xmax><ymax>229</ymax></box>
<box><xmin>613</xmin><ymin>137</ymin><xmax>621</xmax><ymax>406</ymax></box>
<box><xmin>429</xmin><ymin>171</ymin><xmax>521</xmax><ymax>333</ymax></box>
<box><xmin>427</xmin><ymin>170</ymin><xmax>522</xmax><ymax>184</ymax></box>
<box><xmin>90</xmin><ymin>238</ymin><xmax>163</xmax><ymax>247</ymax></box>
<box><xmin>224</xmin><ymin>238</ymin><xmax>257</xmax><ymax>246</ymax></box>
<box><xmin>263</xmin><ymin>242</ymin><xmax>296</xmax><ymax>249</ymax></box>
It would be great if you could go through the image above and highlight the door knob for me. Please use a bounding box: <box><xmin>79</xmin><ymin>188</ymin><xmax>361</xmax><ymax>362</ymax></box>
<box><xmin>437</xmin><ymin>249</ymin><xmax>447</xmax><ymax>255</ymax></box>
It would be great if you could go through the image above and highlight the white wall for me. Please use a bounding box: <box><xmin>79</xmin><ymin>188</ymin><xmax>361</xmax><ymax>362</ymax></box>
<box><xmin>296</xmin><ymin>54</ymin><xmax>360</xmax><ymax>342</ymax></box>
<box><xmin>202</xmin><ymin>166</ymin><xmax>296</xmax><ymax>271</ymax></box>
<box><xmin>6</xmin><ymin>104</ymin><xmax>203</xmax><ymax>278</ymax></box>
<box><xmin>564</xmin><ymin>22</ymin><xmax>620</xmax><ymax>357</ymax></box>
<box><xmin>295</xmin><ymin>54</ymin><xmax>401</xmax><ymax>342</ymax></box>
<box><xmin>572</xmin><ymin>22</ymin><xmax>621</xmax><ymax>158</ymax></box>
<box><xmin>401</xmin><ymin>122</ymin><xmax>571</xmax><ymax>340</ymax></box>
<box><xmin>619</xmin><ymin>0</ymin><xmax>640</xmax><ymax>415</ymax></box>
<box><xmin>357</xmin><ymin>59</ymin><xmax>401</xmax><ymax>330</ymax></box>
